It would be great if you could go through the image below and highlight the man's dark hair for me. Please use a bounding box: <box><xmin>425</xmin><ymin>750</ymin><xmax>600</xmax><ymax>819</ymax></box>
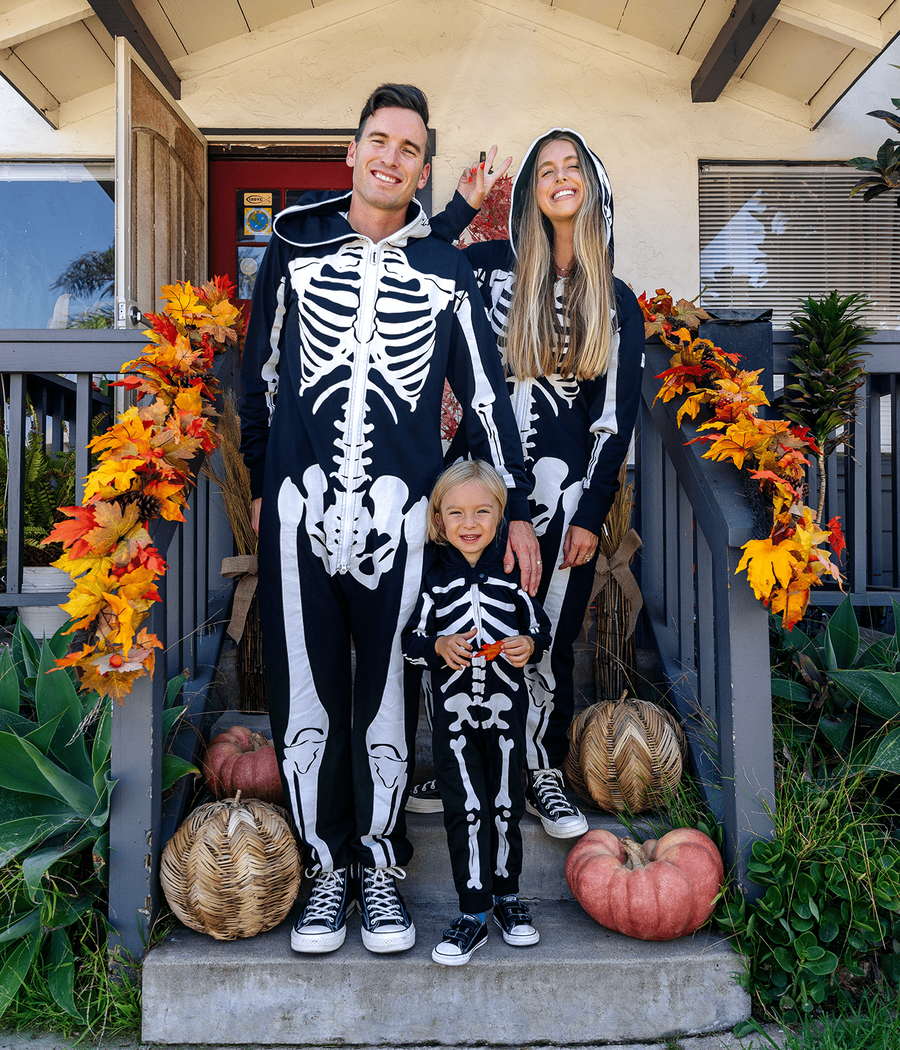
<box><xmin>355</xmin><ymin>84</ymin><xmax>431</xmax><ymax>163</ymax></box>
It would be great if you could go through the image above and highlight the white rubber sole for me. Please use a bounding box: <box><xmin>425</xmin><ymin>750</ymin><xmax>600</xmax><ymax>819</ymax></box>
<box><xmin>525</xmin><ymin>800</ymin><xmax>589</xmax><ymax>839</ymax></box>
<box><xmin>361</xmin><ymin>922</ymin><xmax>416</xmax><ymax>953</ymax></box>
<box><xmin>405</xmin><ymin>796</ymin><xmax>444</xmax><ymax>813</ymax></box>
<box><xmin>291</xmin><ymin>922</ymin><xmax>348</xmax><ymax>953</ymax></box>
<box><xmin>432</xmin><ymin>932</ymin><xmax>487</xmax><ymax>965</ymax></box>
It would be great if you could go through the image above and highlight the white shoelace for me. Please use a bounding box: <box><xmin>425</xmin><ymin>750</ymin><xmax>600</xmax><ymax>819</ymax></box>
<box><xmin>361</xmin><ymin>865</ymin><xmax>407</xmax><ymax>922</ymax></box>
<box><xmin>302</xmin><ymin>869</ymin><xmax>346</xmax><ymax>921</ymax></box>
<box><xmin>532</xmin><ymin>770</ymin><xmax>575</xmax><ymax>817</ymax></box>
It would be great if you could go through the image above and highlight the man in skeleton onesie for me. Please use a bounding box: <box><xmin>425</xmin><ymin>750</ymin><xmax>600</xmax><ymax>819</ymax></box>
<box><xmin>240</xmin><ymin>84</ymin><xmax>539</xmax><ymax>956</ymax></box>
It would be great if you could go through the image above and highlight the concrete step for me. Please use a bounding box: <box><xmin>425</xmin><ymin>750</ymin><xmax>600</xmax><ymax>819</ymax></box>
<box><xmin>142</xmin><ymin>900</ymin><xmax>749</xmax><ymax>1045</ymax></box>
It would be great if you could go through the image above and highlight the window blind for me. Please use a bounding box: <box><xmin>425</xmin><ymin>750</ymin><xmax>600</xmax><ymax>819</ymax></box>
<box><xmin>699</xmin><ymin>164</ymin><xmax>900</xmax><ymax>330</ymax></box>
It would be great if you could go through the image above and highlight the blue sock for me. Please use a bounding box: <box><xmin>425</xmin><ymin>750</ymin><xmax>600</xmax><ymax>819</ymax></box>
<box><xmin>466</xmin><ymin>911</ymin><xmax>486</xmax><ymax>924</ymax></box>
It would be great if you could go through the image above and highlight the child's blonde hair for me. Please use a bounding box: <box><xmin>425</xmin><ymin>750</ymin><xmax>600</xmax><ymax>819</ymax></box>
<box><xmin>427</xmin><ymin>460</ymin><xmax>507</xmax><ymax>545</ymax></box>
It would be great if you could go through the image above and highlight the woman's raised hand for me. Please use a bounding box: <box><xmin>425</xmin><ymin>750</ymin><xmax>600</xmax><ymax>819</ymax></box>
<box><xmin>456</xmin><ymin>145</ymin><xmax>513</xmax><ymax>210</ymax></box>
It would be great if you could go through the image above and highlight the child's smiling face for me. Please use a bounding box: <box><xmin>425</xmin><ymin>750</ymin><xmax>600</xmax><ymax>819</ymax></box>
<box><xmin>437</xmin><ymin>479</ymin><xmax>501</xmax><ymax>566</ymax></box>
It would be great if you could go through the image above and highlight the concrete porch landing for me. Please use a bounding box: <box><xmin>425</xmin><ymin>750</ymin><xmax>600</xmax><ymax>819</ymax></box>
<box><xmin>141</xmin><ymin>808</ymin><xmax>750</xmax><ymax>1045</ymax></box>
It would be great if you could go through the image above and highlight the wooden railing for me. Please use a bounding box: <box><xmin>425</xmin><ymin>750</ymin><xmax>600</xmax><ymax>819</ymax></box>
<box><xmin>1</xmin><ymin>331</ymin><xmax>236</xmax><ymax>961</ymax></box>
<box><xmin>637</xmin><ymin>331</ymin><xmax>900</xmax><ymax>898</ymax></box>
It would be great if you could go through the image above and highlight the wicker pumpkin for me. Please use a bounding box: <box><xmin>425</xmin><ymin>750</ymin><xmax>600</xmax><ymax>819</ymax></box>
<box><xmin>160</xmin><ymin>792</ymin><xmax>301</xmax><ymax>940</ymax></box>
<box><xmin>564</xmin><ymin>692</ymin><xmax>687</xmax><ymax>813</ymax></box>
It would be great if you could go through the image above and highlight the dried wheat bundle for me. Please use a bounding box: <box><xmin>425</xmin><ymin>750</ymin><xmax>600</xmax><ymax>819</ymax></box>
<box><xmin>202</xmin><ymin>393</ymin><xmax>256</xmax><ymax>556</ymax></box>
<box><xmin>565</xmin><ymin>693</ymin><xmax>687</xmax><ymax>813</ymax></box>
<box><xmin>160</xmin><ymin>792</ymin><xmax>301</xmax><ymax>940</ymax></box>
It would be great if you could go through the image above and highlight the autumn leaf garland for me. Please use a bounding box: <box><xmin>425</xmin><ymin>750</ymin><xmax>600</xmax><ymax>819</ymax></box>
<box><xmin>641</xmin><ymin>289</ymin><xmax>844</xmax><ymax>630</ymax></box>
<box><xmin>43</xmin><ymin>277</ymin><xmax>243</xmax><ymax>701</ymax></box>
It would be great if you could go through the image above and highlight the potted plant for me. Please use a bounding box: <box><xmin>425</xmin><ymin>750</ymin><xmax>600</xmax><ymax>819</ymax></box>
<box><xmin>783</xmin><ymin>291</ymin><xmax>874</xmax><ymax>525</ymax></box>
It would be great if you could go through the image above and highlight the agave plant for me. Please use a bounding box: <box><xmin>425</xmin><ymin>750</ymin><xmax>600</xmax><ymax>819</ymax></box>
<box><xmin>0</xmin><ymin>621</ymin><xmax>196</xmax><ymax>1020</ymax></box>
<box><xmin>783</xmin><ymin>292</ymin><xmax>874</xmax><ymax>524</ymax></box>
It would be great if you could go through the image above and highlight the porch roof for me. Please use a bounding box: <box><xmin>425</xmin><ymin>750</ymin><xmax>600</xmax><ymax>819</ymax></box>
<box><xmin>1</xmin><ymin>0</ymin><xmax>898</xmax><ymax>130</ymax></box>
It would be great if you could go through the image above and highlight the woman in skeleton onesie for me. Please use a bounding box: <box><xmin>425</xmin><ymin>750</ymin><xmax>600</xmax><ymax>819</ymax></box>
<box><xmin>415</xmin><ymin>129</ymin><xmax>645</xmax><ymax>838</ymax></box>
<box><xmin>402</xmin><ymin>460</ymin><xmax>552</xmax><ymax>965</ymax></box>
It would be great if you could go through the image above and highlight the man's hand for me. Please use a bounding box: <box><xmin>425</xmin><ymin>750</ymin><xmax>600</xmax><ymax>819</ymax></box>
<box><xmin>435</xmin><ymin>628</ymin><xmax>477</xmax><ymax>671</ymax></box>
<box><xmin>500</xmin><ymin>635</ymin><xmax>535</xmax><ymax>668</ymax></box>
<box><xmin>456</xmin><ymin>145</ymin><xmax>513</xmax><ymax>210</ymax></box>
<box><xmin>251</xmin><ymin>497</ymin><xmax>261</xmax><ymax>535</ymax></box>
<box><xmin>505</xmin><ymin>519</ymin><xmax>541</xmax><ymax>596</ymax></box>
<box><xmin>559</xmin><ymin>525</ymin><xmax>598</xmax><ymax>570</ymax></box>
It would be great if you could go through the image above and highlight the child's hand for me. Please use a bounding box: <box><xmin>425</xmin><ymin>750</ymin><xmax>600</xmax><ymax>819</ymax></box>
<box><xmin>435</xmin><ymin>628</ymin><xmax>477</xmax><ymax>670</ymax></box>
<box><xmin>501</xmin><ymin>635</ymin><xmax>535</xmax><ymax>667</ymax></box>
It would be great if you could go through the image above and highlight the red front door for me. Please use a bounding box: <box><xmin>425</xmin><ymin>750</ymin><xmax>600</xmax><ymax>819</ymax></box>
<box><xmin>208</xmin><ymin>152</ymin><xmax>353</xmax><ymax>316</ymax></box>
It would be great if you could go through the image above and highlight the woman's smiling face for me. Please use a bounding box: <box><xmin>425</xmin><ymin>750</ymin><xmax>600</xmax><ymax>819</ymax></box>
<box><xmin>534</xmin><ymin>138</ymin><xmax>583</xmax><ymax>223</ymax></box>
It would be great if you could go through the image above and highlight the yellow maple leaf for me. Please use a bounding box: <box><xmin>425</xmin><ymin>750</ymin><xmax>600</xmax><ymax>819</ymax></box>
<box><xmin>703</xmin><ymin>419</ymin><xmax>769</xmax><ymax>471</ymax></box>
<box><xmin>736</xmin><ymin>537</ymin><xmax>803</xmax><ymax>602</ymax></box>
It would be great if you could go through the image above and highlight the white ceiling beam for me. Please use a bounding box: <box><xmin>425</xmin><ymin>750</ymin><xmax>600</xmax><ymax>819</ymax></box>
<box><xmin>774</xmin><ymin>0</ymin><xmax>883</xmax><ymax>54</ymax></box>
<box><xmin>0</xmin><ymin>0</ymin><xmax>94</xmax><ymax>50</ymax></box>
<box><xmin>0</xmin><ymin>47</ymin><xmax>60</xmax><ymax>127</ymax></box>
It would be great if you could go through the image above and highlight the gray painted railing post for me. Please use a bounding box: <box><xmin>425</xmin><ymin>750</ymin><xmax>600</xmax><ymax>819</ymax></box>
<box><xmin>639</xmin><ymin>341</ymin><xmax>776</xmax><ymax>898</ymax></box>
<box><xmin>107</xmin><ymin>595</ymin><xmax>165</xmax><ymax>963</ymax></box>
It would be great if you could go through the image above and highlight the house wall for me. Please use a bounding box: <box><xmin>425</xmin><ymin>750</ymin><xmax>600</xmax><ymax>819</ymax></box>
<box><xmin>1</xmin><ymin>0</ymin><xmax>898</xmax><ymax>297</ymax></box>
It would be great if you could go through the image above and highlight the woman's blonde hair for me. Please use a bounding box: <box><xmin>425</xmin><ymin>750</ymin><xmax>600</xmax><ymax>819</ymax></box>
<box><xmin>504</xmin><ymin>131</ymin><xmax>616</xmax><ymax>381</ymax></box>
<box><xmin>426</xmin><ymin>460</ymin><xmax>507</xmax><ymax>545</ymax></box>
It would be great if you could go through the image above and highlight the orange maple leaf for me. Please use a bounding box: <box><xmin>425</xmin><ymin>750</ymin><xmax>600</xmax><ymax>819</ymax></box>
<box><xmin>736</xmin><ymin>538</ymin><xmax>803</xmax><ymax>602</ymax></box>
<box><xmin>475</xmin><ymin>640</ymin><xmax>503</xmax><ymax>661</ymax></box>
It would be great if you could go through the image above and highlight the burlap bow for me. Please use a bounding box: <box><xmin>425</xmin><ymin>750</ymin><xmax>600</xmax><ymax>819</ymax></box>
<box><xmin>584</xmin><ymin>528</ymin><xmax>643</xmax><ymax>640</ymax></box>
<box><xmin>221</xmin><ymin>555</ymin><xmax>258</xmax><ymax>642</ymax></box>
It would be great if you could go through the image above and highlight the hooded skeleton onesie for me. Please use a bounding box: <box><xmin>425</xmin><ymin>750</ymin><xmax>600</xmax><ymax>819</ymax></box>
<box><xmin>432</xmin><ymin>130</ymin><xmax>645</xmax><ymax>771</ymax></box>
<box><xmin>402</xmin><ymin>537</ymin><xmax>551</xmax><ymax>913</ymax></box>
<box><xmin>240</xmin><ymin>190</ymin><xmax>532</xmax><ymax>874</ymax></box>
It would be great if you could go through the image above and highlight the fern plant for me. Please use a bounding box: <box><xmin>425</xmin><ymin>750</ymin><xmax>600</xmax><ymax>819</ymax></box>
<box><xmin>1</xmin><ymin>405</ymin><xmax>78</xmax><ymax>567</ymax></box>
<box><xmin>783</xmin><ymin>292</ymin><xmax>874</xmax><ymax>525</ymax></box>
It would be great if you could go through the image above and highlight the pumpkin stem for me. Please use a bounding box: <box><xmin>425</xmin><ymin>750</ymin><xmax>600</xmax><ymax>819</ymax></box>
<box><xmin>249</xmin><ymin>731</ymin><xmax>269</xmax><ymax>752</ymax></box>
<box><xmin>620</xmin><ymin>836</ymin><xmax>650</xmax><ymax>870</ymax></box>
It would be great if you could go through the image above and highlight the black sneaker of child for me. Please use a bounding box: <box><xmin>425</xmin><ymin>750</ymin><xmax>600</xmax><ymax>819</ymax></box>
<box><xmin>525</xmin><ymin>768</ymin><xmax>589</xmax><ymax>838</ymax></box>
<box><xmin>405</xmin><ymin>779</ymin><xmax>443</xmax><ymax>813</ymax></box>
<box><xmin>493</xmin><ymin>894</ymin><xmax>540</xmax><ymax>946</ymax></box>
<box><xmin>291</xmin><ymin>867</ymin><xmax>355</xmax><ymax>953</ymax></box>
<box><xmin>432</xmin><ymin>913</ymin><xmax>488</xmax><ymax>965</ymax></box>
<box><xmin>358</xmin><ymin>865</ymin><xmax>416</xmax><ymax>953</ymax></box>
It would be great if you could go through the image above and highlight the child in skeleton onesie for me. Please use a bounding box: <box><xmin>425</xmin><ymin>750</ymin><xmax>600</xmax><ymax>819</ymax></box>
<box><xmin>240</xmin><ymin>86</ymin><xmax>539</xmax><ymax>958</ymax></box>
<box><xmin>402</xmin><ymin>461</ymin><xmax>552</xmax><ymax>965</ymax></box>
<box><xmin>416</xmin><ymin>129</ymin><xmax>645</xmax><ymax>839</ymax></box>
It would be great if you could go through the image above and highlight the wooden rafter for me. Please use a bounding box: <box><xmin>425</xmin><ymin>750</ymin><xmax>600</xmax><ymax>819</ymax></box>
<box><xmin>692</xmin><ymin>0</ymin><xmax>783</xmax><ymax>102</ymax></box>
<box><xmin>89</xmin><ymin>0</ymin><xmax>180</xmax><ymax>99</ymax></box>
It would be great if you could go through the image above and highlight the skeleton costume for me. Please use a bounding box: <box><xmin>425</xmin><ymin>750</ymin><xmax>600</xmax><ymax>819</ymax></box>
<box><xmin>432</xmin><ymin>130</ymin><xmax>645</xmax><ymax>771</ymax></box>
<box><xmin>240</xmin><ymin>190</ymin><xmax>532</xmax><ymax>875</ymax></box>
<box><xmin>402</xmin><ymin>538</ymin><xmax>551</xmax><ymax>913</ymax></box>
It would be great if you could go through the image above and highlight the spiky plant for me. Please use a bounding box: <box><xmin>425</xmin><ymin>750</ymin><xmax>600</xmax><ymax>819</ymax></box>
<box><xmin>783</xmin><ymin>292</ymin><xmax>874</xmax><ymax>524</ymax></box>
<box><xmin>847</xmin><ymin>71</ymin><xmax>900</xmax><ymax>208</ymax></box>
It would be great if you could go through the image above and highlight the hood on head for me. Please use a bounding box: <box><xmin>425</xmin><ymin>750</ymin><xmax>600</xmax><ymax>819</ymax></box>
<box><xmin>509</xmin><ymin>128</ymin><xmax>614</xmax><ymax>266</ymax></box>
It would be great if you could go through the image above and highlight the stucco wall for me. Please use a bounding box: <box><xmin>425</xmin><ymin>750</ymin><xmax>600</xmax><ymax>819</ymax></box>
<box><xmin>1</xmin><ymin>0</ymin><xmax>898</xmax><ymax>295</ymax></box>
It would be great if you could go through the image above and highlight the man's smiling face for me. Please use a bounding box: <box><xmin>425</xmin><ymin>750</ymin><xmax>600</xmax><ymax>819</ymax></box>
<box><xmin>346</xmin><ymin>106</ymin><xmax>430</xmax><ymax>222</ymax></box>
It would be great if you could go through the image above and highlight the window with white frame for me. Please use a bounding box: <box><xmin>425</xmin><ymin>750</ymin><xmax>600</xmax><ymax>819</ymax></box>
<box><xmin>699</xmin><ymin>163</ymin><xmax>900</xmax><ymax>330</ymax></box>
<box><xmin>0</xmin><ymin>161</ymin><xmax>114</xmax><ymax>330</ymax></box>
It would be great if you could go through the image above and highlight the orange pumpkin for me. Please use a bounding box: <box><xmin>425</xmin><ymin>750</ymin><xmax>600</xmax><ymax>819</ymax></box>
<box><xmin>202</xmin><ymin>726</ymin><xmax>286</xmax><ymax>805</ymax></box>
<box><xmin>565</xmin><ymin>827</ymin><xmax>724</xmax><ymax>940</ymax></box>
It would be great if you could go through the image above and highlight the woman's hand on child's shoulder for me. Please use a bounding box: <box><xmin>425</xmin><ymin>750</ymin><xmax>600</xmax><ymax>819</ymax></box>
<box><xmin>435</xmin><ymin>628</ymin><xmax>477</xmax><ymax>670</ymax></box>
<box><xmin>501</xmin><ymin>635</ymin><xmax>535</xmax><ymax>667</ymax></box>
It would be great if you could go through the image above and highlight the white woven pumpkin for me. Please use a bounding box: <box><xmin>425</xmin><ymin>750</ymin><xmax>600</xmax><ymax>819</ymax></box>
<box><xmin>160</xmin><ymin>791</ymin><xmax>301</xmax><ymax>940</ymax></box>
<box><xmin>565</xmin><ymin>692</ymin><xmax>687</xmax><ymax>813</ymax></box>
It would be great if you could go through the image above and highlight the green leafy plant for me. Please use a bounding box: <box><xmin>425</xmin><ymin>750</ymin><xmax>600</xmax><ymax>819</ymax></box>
<box><xmin>0</xmin><ymin>620</ymin><xmax>196</xmax><ymax>1023</ymax></box>
<box><xmin>0</xmin><ymin>405</ymin><xmax>77</xmax><ymax>566</ymax></box>
<box><xmin>847</xmin><ymin>74</ymin><xmax>900</xmax><ymax>208</ymax></box>
<box><xmin>770</xmin><ymin>597</ymin><xmax>900</xmax><ymax>776</ymax></box>
<box><xmin>784</xmin><ymin>292</ymin><xmax>874</xmax><ymax>525</ymax></box>
<box><xmin>717</xmin><ymin>693</ymin><xmax>900</xmax><ymax>1022</ymax></box>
